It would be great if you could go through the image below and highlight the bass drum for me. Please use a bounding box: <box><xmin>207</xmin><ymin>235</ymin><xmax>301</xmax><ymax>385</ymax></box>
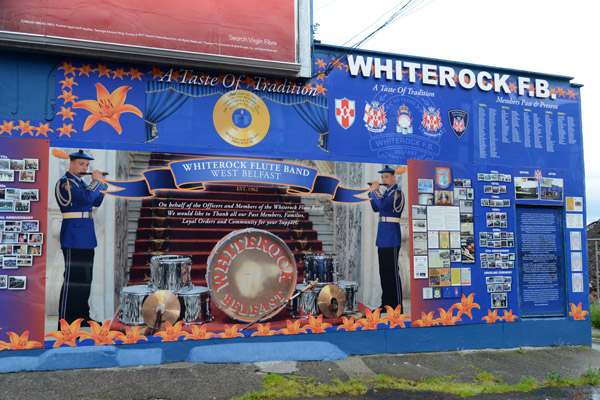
<box><xmin>206</xmin><ymin>229</ymin><xmax>297</xmax><ymax>323</ymax></box>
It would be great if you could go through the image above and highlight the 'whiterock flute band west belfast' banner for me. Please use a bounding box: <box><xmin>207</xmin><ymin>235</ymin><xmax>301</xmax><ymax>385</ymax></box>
<box><xmin>106</xmin><ymin>158</ymin><xmax>368</xmax><ymax>203</ymax></box>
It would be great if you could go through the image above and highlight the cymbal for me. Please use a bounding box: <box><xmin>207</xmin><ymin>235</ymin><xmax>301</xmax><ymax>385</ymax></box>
<box><xmin>317</xmin><ymin>284</ymin><xmax>346</xmax><ymax>318</ymax></box>
<box><xmin>142</xmin><ymin>290</ymin><xmax>180</xmax><ymax>330</ymax></box>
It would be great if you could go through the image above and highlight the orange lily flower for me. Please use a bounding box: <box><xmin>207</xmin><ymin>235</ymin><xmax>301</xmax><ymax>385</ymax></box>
<box><xmin>57</xmin><ymin>122</ymin><xmax>76</xmax><ymax>138</ymax></box>
<box><xmin>500</xmin><ymin>309</ymin><xmax>519</xmax><ymax>322</ymax></box>
<box><xmin>279</xmin><ymin>319</ymin><xmax>308</xmax><ymax>335</ymax></box>
<box><xmin>217</xmin><ymin>324</ymin><xmax>245</xmax><ymax>339</ymax></box>
<box><xmin>437</xmin><ymin>307</ymin><xmax>462</xmax><ymax>326</ymax></box>
<box><xmin>60</xmin><ymin>76</ymin><xmax>78</xmax><ymax>90</ymax></box>
<box><xmin>412</xmin><ymin>311</ymin><xmax>436</xmax><ymax>327</ymax></box>
<box><xmin>34</xmin><ymin>122</ymin><xmax>53</xmax><ymax>137</ymax></box>
<box><xmin>381</xmin><ymin>305</ymin><xmax>410</xmax><ymax>328</ymax></box>
<box><xmin>357</xmin><ymin>308</ymin><xmax>383</xmax><ymax>330</ymax></box>
<box><xmin>569</xmin><ymin>302</ymin><xmax>590</xmax><ymax>321</ymax></box>
<box><xmin>337</xmin><ymin>316</ymin><xmax>361</xmax><ymax>332</ymax></box>
<box><xmin>80</xmin><ymin>320</ymin><xmax>120</xmax><ymax>345</ymax></box>
<box><xmin>57</xmin><ymin>106</ymin><xmax>77</xmax><ymax>121</ymax></box>
<box><xmin>58</xmin><ymin>90</ymin><xmax>78</xmax><ymax>105</ymax></box>
<box><xmin>250</xmin><ymin>323</ymin><xmax>277</xmax><ymax>337</ymax></box>
<box><xmin>96</xmin><ymin>64</ymin><xmax>112</xmax><ymax>78</ymax></box>
<box><xmin>154</xmin><ymin>321</ymin><xmax>187</xmax><ymax>342</ymax></box>
<box><xmin>58</xmin><ymin>61</ymin><xmax>76</xmax><ymax>76</ymax></box>
<box><xmin>453</xmin><ymin>293</ymin><xmax>481</xmax><ymax>320</ymax></box>
<box><xmin>18</xmin><ymin>120</ymin><xmax>34</xmax><ymax>136</ymax></box>
<box><xmin>0</xmin><ymin>120</ymin><xmax>15</xmax><ymax>135</ymax></box>
<box><xmin>149</xmin><ymin>66</ymin><xmax>165</xmax><ymax>79</ymax></box>
<box><xmin>45</xmin><ymin>318</ymin><xmax>85</xmax><ymax>347</ymax></box>
<box><xmin>73</xmin><ymin>83</ymin><xmax>142</xmax><ymax>134</ymax></box>
<box><xmin>482</xmin><ymin>309</ymin><xmax>500</xmax><ymax>324</ymax></box>
<box><xmin>0</xmin><ymin>330</ymin><xmax>42</xmax><ymax>350</ymax></box>
<box><xmin>305</xmin><ymin>315</ymin><xmax>332</xmax><ymax>333</ymax></box>
<box><xmin>184</xmin><ymin>324</ymin><xmax>215</xmax><ymax>340</ymax></box>
<box><xmin>78</xmin><ymin>64</ymin><xmax>95</xmax><ymax>77</ymax></box>
<box><xmin>115</xmin><ymin>326</ymin><xmax>148</xmax><ymax>344</ymax></box>
<box><xmin>129</xmin><ymin>67</ymin><xmax>144</xmax><ymax>81</ymax></box>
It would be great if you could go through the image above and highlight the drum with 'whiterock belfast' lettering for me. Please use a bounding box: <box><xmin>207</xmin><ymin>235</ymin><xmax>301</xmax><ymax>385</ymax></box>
<box><xmin>206</xmin><ymin>229</ymin><xmax>297</xmax><ymax>323</ymax></box>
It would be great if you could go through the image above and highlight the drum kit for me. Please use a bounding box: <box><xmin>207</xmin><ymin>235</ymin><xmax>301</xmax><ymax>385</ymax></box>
<box><xmin>118</xmin><ymin>228</ymin><xmax>359</xmax><ymax>330</ymax></box>
<box><xmin>119</xmin><ymin>254</ymin><xmax>213</xmax><ymax>330</ymax></box>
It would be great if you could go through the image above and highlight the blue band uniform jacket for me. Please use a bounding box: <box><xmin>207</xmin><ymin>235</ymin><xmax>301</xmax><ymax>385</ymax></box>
<box><xmin>369</xmin><ymin>184</ymin><xmax>405</xmax><ymax>248</ymax></box>
<box><xmin>55</xmin><ymin>171</ymin><xmax>107</xmax><ymax>249</ymax></box>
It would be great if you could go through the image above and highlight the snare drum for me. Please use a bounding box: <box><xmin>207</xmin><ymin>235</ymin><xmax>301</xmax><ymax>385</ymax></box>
<box><xmin>304</xmin><ymin>253</ymin><xmax>338</xmax><ymax>284</ymax></box>
<box><xmin>178</xmin><ymin>286</ymin><xmax>213</xmax><ymax>323</ymax></box>
<box><xmin>149</xmin><ymin>255</ymin><xmax>192</xmax><ymax>292</ymax></box>
<box><xmin>119</xmin><ymin>285</ymin><xmax>152</xmax><ymax>325</ymax></box>
<box><xmin>338</xmin><ymin>281</ymin><xmax>358</xmax><ymax>314</ymax></box>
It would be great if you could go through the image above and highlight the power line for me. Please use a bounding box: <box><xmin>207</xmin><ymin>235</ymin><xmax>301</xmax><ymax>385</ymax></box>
<box><xmin>314</xmin><ymin>0</ymin><xmax>433</xmax><ymax>78</ymax></box>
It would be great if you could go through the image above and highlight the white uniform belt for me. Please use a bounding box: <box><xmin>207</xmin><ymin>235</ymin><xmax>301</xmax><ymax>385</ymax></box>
<box><xmin>62</xmin><ymin>211</ymin><xmax>92</xmax><ymax>219</ymax></box>
<box><xmin>379</xmin><ymin>216</ymin><xmax>400</xmax><ymax>223</ymax></box>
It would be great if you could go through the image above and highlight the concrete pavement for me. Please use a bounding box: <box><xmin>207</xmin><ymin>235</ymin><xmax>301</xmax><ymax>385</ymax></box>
<box><xmin>1</xmin><ymin>334</ymin><xmax>600</xmax><ymax>399</ymax></box>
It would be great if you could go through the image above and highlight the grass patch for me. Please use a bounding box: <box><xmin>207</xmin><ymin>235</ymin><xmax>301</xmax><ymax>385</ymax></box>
<box><xmin>233</xmin><ymin>367</ymin><xmax>600</xmax><ymax>399</ymax></box>
<box><xmin>590</xmin><ymin>302</ymin><xmax>600</xmax><ymax>329</ymax></box>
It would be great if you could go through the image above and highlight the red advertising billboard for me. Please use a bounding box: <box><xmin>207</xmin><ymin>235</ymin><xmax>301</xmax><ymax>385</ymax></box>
<box><xmin>0</xmin><ymin>0</ymin><xmax>298</xmax><ymax>65</ymax></box>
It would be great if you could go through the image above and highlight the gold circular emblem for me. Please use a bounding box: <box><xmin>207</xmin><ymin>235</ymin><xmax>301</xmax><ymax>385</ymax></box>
<box><xmin>213</xmin><ymin>90</ymin><xmax>270</xmax><ymax>147</ymax></box>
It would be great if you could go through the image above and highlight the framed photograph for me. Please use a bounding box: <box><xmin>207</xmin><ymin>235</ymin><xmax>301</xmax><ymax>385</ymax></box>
<box><xmin>418</xmin><ymin>193</ymin><xmax>434</xmax><ymax>205</ymax></box>
<box><xmin>28</xmin><ymin>233</ymin><xmax>43</xmax><ymax>244</ymax></box>
<box><xmin>16</xmin><ymin>255</ymin><xmax>33</xmax><ymax>267</ymax></box>
<box><xmin>0</xmin><ymin>200</ymin><xmax>14</xmax><ymax>212</ymax></box>
<box><xmin>0</xmin><ymin>188</ymin><xmax>4</xmax><ymax>199</ymax></box>
<box><xmin>572</xmin><ymin>273</ymin><xmax>583</xmax><ymax>293</ymax></box>
<box><xmin>491</xmin><ymin>293</ymin><xmax>508</xmax><ymax>308</ymax></box>
<box><xmin>0</xmin><ymin>159</ymin><xmax>10</xmax><ymax>169</ymax></box>
<box><xmin>14</xmin><ymin>200</ymin><xmax>30</xmax><ymax>213</ymax></box>
<box><xmin>21</xmin><ymin>220</ymin><xmax>39</xmax><ymax>232</ymax></box>
<box><xmin>20</xmin><ymin>189</ymin><xmax>39</xmax><ymax>201</ymax></box>
<box><xmin>570</xmin><ymin>231</ymin><xmax>582</xmax><ymax>251</ymax></box>
<box><xmin>5</xmin><ymin>188</ymin><xmax>20</xmax><ymax>200</ymax></box>
<box><xmin>28</xmin><ymin>245</ymin><xmax>42</xmax><ymax>256</ymax></box>
<box><xmin>412</xmin><ymin>205</ymin><xmax>427</xmax><ymax>220</ymax></box>
<box><xmin>434</xmin><ymin>190</ymin><xmax>453</xmax><ymax>205</ymax></box>
<box><xmin>2</xmin><ymin>232</ymin><xmax>17</xmax><ymax>243</ymax></box>
<box><xmin>418</xmin><ymin>179</ymin><xmax>434</xmax><ymax>194</ymax></box>
<box><xmin>0</xmin><ymin>170</ymin><xmax>14</xmax><ymax>182</ymax></box>
<box><xmin>412</xmin><ymin>219</ymin><xmax>427</xmax><ymax>233</ymax></box>
<box><xmin>0</xmin><ymin>245</ymin><xmax>10</xmax><ymax>255</ymax></box>
<box><xmin>23</xmin><ymin>158</ymin><xmax>39</xmax><ymax>170</ymax></box>
<box><xmin>19</xmin><ymin>170</ymin><xmax>36</xmax><ymax>182</ymax></box>
<box><xmin>10</xmin><ymin>159</ymin><xmax>23</xmax><ymax>170</ymax></box>
<box><xmin>8</xmin><ymin>275</ymin><xmax>26</xmax><ymax>290</ymax></box>
<box><xmin>460</xmin><ymin>200</ymin><xmax>473</xmax><ymax>213</ymax></box>
<box><xmin>0</xmin><ymin>275</ymin><xmax>7</xmax><ymax>289</ymax></box>
<box><xmin>515</xmin><ymin>177</ymin><xmax>539</xmax><ymax>200</ymax></box>
<box><xmin>13</xmin><ymin>244</ymin><xmax>28</xmax><ymax>256</ymax></box>
<box><xmin>571</xmin><ymin>252</ymin><xmax>582</xmax><ymax>272</ymax></box>
<box><xmin>2</xmin><ymin>256</ymin><xmax>17</xmax><ymax>269</ymax></box>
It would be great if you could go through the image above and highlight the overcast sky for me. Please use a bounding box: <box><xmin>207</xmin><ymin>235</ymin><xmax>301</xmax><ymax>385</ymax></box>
<box><xmin>313</xmin><ymin>0</ymin><xmax>600</xmax><ymax>224</ymax></box>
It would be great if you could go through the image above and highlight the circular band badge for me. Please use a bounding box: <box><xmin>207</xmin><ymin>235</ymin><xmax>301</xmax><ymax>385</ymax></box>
<box><xmin>213</xmin><ymin>90</ymin><xmax>270</xmax><ymax>147</ymax></box>
<box><xmin>206</xmin><ymin>229</ymin><xmax>297</xmax><ymax>323</ymax></box>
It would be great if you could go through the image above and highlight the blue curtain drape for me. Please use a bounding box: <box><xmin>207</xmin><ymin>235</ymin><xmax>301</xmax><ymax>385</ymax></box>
<box><xmin>145</xmin><ymin>81</ymin><xmax>222</xmax><ymax>142</ymax></box>
<box><xmin>145</xmin><ymin>80</ymin><xmax>329</xmax><ymax>150</ymax></box>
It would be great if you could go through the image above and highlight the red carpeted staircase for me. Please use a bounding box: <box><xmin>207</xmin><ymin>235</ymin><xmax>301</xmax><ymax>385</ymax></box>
<box><xmin>127</xmin><ymin>153</ymin><xmax>323</xmax><ymax>288</ymax></box>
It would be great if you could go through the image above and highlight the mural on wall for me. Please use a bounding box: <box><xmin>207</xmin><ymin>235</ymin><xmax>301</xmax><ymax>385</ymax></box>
<box><xmin>0</xmin><ymin>43</ymin><xmax>590</xmax><ymax>351</ymax></box>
